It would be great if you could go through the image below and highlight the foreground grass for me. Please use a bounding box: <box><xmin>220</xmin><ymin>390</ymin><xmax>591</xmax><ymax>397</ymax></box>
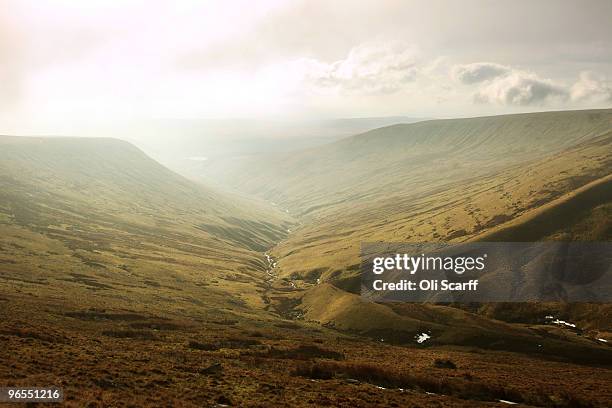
<box><xmin>294</xmin><ymin>361</ymin><xmax>595</xmax><ymax>407</ymax></box>
<box><xmin>1</xmin><ymin>299</ymin><xmax>610</xmax><ymax>407</ymax></box>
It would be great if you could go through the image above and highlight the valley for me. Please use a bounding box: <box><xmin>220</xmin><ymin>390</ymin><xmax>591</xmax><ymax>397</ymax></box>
<box><xmin>1</xmin><ymin>109</ymin><xmax>611</xmax><ymax>406</ymax></box>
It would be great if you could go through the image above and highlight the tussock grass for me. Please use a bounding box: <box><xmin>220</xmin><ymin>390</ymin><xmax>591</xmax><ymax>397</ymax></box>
<box><xmin>101</xmin><ymin>330</ymin><xmax>157</xmax><ymax>340</ymax></box>
<box><xmin>294</xmin><ymin>361</ymin><xmax>596</xmax><ymax>407</ymax></box>
<box><xmin>188</xmin><ymin>337</ymin><xmax>262</xmax><ymax>351</ymax></box>
<box><xmin>433</xmin><ymin>359</ymin><xmax>456</xmax><ymax>369</ymax></box>
<box><xmin>258</xmin><ymin>345</ymin><xmax>345</xmax><ymax>361</ymax></box>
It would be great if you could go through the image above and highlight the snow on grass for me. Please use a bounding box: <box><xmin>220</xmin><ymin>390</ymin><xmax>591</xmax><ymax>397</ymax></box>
<box><xmin>552</xmin><ymin>319</ymin><xmax>576</xmax><ymax>328</ymax></box>
<box><xmin>415</xmin><ymin>333</ymin><xmax>430</xmax><ymax>344</ymax></box>
<box><xmin>546</xmin><ymin>316</ymin><xmax>578</xmax><ymax>329</ymax></box>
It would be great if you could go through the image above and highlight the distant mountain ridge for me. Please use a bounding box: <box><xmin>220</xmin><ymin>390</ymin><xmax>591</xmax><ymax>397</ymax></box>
<box><xmin>71</xmin><ymin>116</ymin><xmax>428</xmax><ymax>173</ymax></box>
<box><xmin>196</xmin><ymin>109</ymin><xmax>612</xmax><ymax>217</ymax></box>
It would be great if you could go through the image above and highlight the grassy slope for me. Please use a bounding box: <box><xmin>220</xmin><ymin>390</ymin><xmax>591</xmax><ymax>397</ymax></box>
<box><xmin>268</xmin><ymin>116</ymin><xmax>612</xmax><ymax>284</ymax></box>
<box><xmin>1</xmin><ymin>131</ymin><xmax>611</xmax><ymax>406</ymax></box>
<box><xmin>198</xmin><ymin>111</ymin><xmax>612</xmax><ymax>353</ymax></box>
<box><xmin>0</xmin><ymin>136</ymin><xmax>293</xmax><ymax>319</ymax></box>
<box><xmin>198</xmin><ymin>109</ymin><xmax>612</xmax><ymax>217</ymax></box>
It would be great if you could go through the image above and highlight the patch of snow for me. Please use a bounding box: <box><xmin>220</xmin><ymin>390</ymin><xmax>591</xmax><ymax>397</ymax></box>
<box><xmin>499</xmin><ymin>400</ymin><xmax>518</xmax><ymax>405</ymax></box>
<box><xmin>597</xmin><ymin>338</ymin><xmax>608</xmax><ymax>343</ymax></box>
<box><xmin>545</xmin><ymin>315</ymin><xmax>554</xmax><ymax>319</ymax></box>
<box><xmin>376</xmin><ymin>386</ymin><xmax>386</xmax><ymax>390</ymax></box>
<box><xmin>186</xmin><ymin>156</ymin><xmax>208</xmax><ymax>161</ymax></box>
<box><xmin>415</xmin><ymin>333</ymin><xmax>430</xmax><ymax>344</ymax></box>
<box><xmin>552</xmin><ymin>319</ymin><xmax>576</xmax><ymax>328</ymax></box>
<box><xmin>316</xmin><ymin>278</ymin><xmax>321</xmax><ymax>285</ymax></box>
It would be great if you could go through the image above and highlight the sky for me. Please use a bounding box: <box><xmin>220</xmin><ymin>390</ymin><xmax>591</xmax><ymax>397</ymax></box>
<box><xmin>1</xmin><ymin>0</ymin><xmax>611</xmax><ymax>135</ymax></box>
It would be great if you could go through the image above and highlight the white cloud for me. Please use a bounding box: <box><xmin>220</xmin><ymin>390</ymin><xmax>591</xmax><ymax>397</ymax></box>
<box><xmin>452</xmin><ymin>62</ymin><xmax>510</xmax><ymax>84</ymax></box>
<box><xmin>1</xmin><ymin>0</ymin><xmax>611</xmax><ymax>131</ymax></box>
<box><xmin>300</xmin><ymin>42</ymin><xmax>421</xmax><ymax>95</ymax></box>
<box><xmin>453</xmin><ymin>62</ymin><xmax>612</xmax><ymax>107</ymax></box>
<box><xmin>570</xmin><ymin>71</ymin><xmax>612</xmax><ymax>103</ymax></box>
<box><xmin>452</xmin><ymin>62</ymin><xmax>568</xmax><ymax>106</ymax></box>
<box><xmin>474</xmin><ymin>71</ymin><xmax>568</xmax><ymax>106</ymax></box>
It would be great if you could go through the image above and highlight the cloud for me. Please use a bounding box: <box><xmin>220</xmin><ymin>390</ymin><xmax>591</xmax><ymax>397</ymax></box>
<box><xmin>473</xmin><ymin>71</ymin><xmax>568</xmax><ymax>106</ymax></box>
<box><xmin>452</xmin><ymin>62</ymin><xmax>510</xmax><ymax>84</ymax></box>
<box><xmin>452</xmin><ymin>62</ymin><xmax>569</xmax><ymax>106</ymax></box>
<box><xmin>454</xmin><ymin>62</ymin><xmax>612</xmax><ymax>107</ymax></box>
<box><xmin>2</xmin><ymin>0</ymin><xmax>611</xmax><ymax>127</ymax></box>
<box><xmin>570</xmin><ymin>71</ymin><xmax>612</xmax><ymax>103</ymax></box>
<box><xmin>300</xmin><ymin>42</ymin><xmax>421</xmax><ymax>95</ymax></box>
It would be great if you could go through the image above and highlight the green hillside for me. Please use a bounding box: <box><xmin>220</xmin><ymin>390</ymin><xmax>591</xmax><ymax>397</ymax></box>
<box><xmin>192</xmin><ymin>111</ymin><xmax>612</xmax><ymax>344</ymax></box>
<box><xmin>203</xmin><ymin>111</ymin><xmax>612</xmax><ymax>285</ymax></box>
<box><xmin>198</xmin><ymin>109</ymin><xmax>612</xmax><ymax>218</ymax></box>
<box><xmin>1</xmin><ymin>124</ymin><xmax>611</xmax><ymax>407</ymax></box>
<box><xmin>0</xmin><ymin>136</ymin><xmax>292</xmax><ymax>318</ymax></box>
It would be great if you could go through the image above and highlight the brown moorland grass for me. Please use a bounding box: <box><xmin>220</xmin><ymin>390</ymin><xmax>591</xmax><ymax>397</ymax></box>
<box><xmin>1</xmin><ymin>113</ymin><xmax>612</xmax><ymax>406</ymax></box>
<box><xmin>294</xmin><ymin>360</ymin><xmax>595</xmax><ymax>407</ymax></box>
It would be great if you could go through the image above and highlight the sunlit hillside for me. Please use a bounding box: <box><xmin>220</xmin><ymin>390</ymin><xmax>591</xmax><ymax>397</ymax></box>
<box><xmin>198</xmin><ymin>110</ymin><xmax>612</xmax><ymax>217</ymax></box>
<box><xmin>191</xmin><ymin>110</ymin><xmax>612</xmax><ymax>342</ymax></box>
<box><xmin>1</xmin><ymin>113</ymin><xmax>610</xmax><ymax>406</ymax></box>
<box><xmin>0</xmin><ymin>136</ymin><xmax>293</xmax><ymax>318</ymax></box>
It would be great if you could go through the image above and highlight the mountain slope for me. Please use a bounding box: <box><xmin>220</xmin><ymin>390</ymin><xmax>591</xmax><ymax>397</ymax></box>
<box><xmin>475</xmin><ymin>171</ymin><xmax>612</xmax><ymax>242</ymax></box>
<box><xmin>0</xmin><ymin>136</ymin><xmax>292</xmax><ymax>319</ymax></box>
<box><xmin>267</xmin><ymin>130</ymin><xmax>611</xmax><ymax>284</ymax></box>
<box><xmin>1</xmin><ymin>128</ymin><xmax>610</xmax><ymax>407</ymax></box>
<box><xmin>220</xmin><ymin>111</ymin><xmax>612</xmax><ymax>349</ymax></box>
<box><xmin>197</xmin><ymin>109</ymin><xmax>612</xmax><ymax>218</ymax></box>
<box><xmin>253</xmin><ymin>112</ymin><xmax>612</xmax><ymax>285</ymax></box>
